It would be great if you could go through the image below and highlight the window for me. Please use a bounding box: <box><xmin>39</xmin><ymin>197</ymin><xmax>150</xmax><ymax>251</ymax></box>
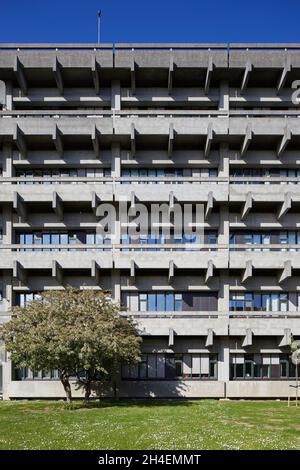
<box><xmin>122</xmin><ymin>353</ymin><xmax>217</xmax><ymax>380</ymax></box>
<box><xmin>230</xmin><ymin>292</ymin><xmax>291</xmax><ymax>312</ymax></box>
<box><xmin>230</xmin><ymin>353</ymin><xmax>300</xmax><ymax>380</ymax></box>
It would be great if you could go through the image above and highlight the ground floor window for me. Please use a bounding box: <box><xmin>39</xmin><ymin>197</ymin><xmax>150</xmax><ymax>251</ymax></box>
<box><xmin>230</xmin><ymin>353</ymin><xmax>300</xmax><ymax>380</ymax></box>
<box><xmin>122</xmin><ymin>353</ymin><xmax>218</xmax><ymax>380</ymax></box>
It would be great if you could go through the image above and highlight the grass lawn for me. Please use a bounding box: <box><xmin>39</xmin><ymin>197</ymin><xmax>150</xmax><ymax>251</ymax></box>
<box><xmin>0</xmin><ymin>399</ymin><xmax>299</xmax><ymax>450</ymax></box>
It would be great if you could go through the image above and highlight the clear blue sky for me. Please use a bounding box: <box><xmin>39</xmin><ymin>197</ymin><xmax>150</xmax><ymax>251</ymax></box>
<box><xmin>1</xmin><ymin>0</ymin><xmax>300</xmax><ymax>44</ymax></box>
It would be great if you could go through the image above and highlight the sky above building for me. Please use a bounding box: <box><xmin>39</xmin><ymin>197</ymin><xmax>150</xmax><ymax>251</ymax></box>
<box><xmin>0</xmin><ymin>0</ymin><xmax>300</xmax><ymax>44</ymax></box>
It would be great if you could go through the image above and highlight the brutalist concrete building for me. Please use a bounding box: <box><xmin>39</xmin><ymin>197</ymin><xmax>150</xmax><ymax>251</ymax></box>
<box><xmin>0</xmin><ymin>43</ymin><xmax>300</xmax><ymax>399</ymax></box>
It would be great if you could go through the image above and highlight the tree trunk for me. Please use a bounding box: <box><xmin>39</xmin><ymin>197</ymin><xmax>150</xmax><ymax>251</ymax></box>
<box><xmin>60</xmin><ymin>372</ymin><xmax>72</xmax><ymax>403</ymax></box>
<box><xmin>84</xmin><ymin>382</ymin><xmax>91</xmax><ymax>402</ymax></box>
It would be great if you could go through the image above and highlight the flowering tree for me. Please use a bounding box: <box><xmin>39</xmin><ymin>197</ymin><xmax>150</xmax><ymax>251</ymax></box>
<box><xmin>0</xmin><ymin>288</ymin><xmax>141</xmax><ymax>402</ymax></box>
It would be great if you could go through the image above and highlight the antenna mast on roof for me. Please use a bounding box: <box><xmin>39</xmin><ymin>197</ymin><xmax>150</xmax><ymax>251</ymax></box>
<box><xmin>97</xmin><ymin>10</ymin><xmax>102</xmax><ymax>44</ymax></box>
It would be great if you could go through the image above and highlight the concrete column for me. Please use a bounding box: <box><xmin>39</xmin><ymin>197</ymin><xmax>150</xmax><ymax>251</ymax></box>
<box><xmin>2</xmin><ymin>142</ymin><xmax>13</xmax><ymax>178</ymax></box>
<box><xmin>111</xmin><ymin>142</ymin><xmax>121</xmax><ymax>178</ymax></box>
<box><xmin>218</xmin><ymin>271</ymin><xmax>229</xmax><ymax>313</ymax></box>
<box><xmin>111</xmin><ymin>80</ymin><xmax>121</xmax><ymax>111</ymax></box>
<box><xmin>219</xmin><ymin>80</ymin><xmax>229</xmax><ymax>112</ymax></box>
<box><xmin>218</xmin><ymin>338</ymin><xmax>230</xmax><ymax>386</ymax></box>
<box><xmin>111</xmin><ymin>269</ymin><xmax>121</xmax><ymax>302</ymax></box>
<box><xmin>218</xmin><ymin>143</ymin><xmax>229</xmax><ymax>178</ymax></box>
<box><xmin>2</xmin><ymin>271</ymin><xmax>13</xmax><ymax>400</ymax></box>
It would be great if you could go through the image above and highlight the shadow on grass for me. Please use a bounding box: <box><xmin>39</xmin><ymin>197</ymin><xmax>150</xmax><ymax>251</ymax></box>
<box><xmin>63</xmin><ymin>398</ymin><xmax>195</xmax><ymax>411</ymax></box>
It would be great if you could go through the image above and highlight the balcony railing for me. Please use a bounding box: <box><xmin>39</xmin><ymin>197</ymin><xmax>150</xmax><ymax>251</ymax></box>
<box><xmin>229</xmin><ymin>311</ymin><xmax>300</xmax><ymax>319</ymax></box>
<box><xmin>0</xmin><ymin>243</ymin><xmax>225</xmax><ymax>252</ymax></box>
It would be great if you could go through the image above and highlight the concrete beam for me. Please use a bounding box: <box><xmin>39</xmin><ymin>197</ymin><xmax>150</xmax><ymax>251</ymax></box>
<box><xmin>205</xmin><ymin>328</ymin><xmax>214</xmax><ymax>347</ymax></box>
<box><xmin>168</xmin><ymin>328</ymin><xmax>175</xmax><ymax>347</ymax></box>
<box><xmin>91</xmin><ymin>57</ymin><xmax>100</xmax><ymax>95</ymax></box>
<box><xmin>279</xmin><ymin>328</ymin><xmax>292</xmax><ymax>347</ymax></box>
<box><xmin>205</xmin><ymin>259</ymin><xmax>214</xmax><ymax>284</ymax></box>
<box><xmin>168</xmin><ymin>55</ymin><xmax>174</xmax><ymax>95</ymax></box>
<box><xmin>53</xmin><ymin>57</ymin><xmax>63</xmax><ymax>95</ymax></box>
<box><xmin>278</xmin><ymin>260</ymin><xmax>292</xmax><ymax>284</ymax></box>
<box><xmin>130</xmin><ymin>51</ymin><xmax>136</xmax><ymax>95</ymax></box>
<box><xmin>91</xmin><ymin>260</ymin><xmax>101</xmax><ymax>285</ymax></box>
<box><xmin>52</xmin><ymin>192</ymin><xmax>63</xmax><ymax>221</ymax></box>
<box><xmin>277</xmin><ymin>55</ymin><xmax>292</xmax><ymax>93</ymax></box>
<box><xmin>277</xmin><ymin>125</ymin><xmax>292</xmax><ymax>156</ymax></box>
<box><xmin>205</xmin><ymin>191</ymin><xmax>214</xmax><ymax>220</ymax></box>
<box><xmin>91</xmin><ymin>192</ymin><xmax>101</xmax><ymax>214</ymax></box>
<box><xmin>130</xmin><ymin>122</ymin><xmax>136</xmax><ymax>156</ymax></box>
<box><xmin>241</xmin><ymin>123</ymin><xmax>253</xmax><ymax>156</ymax></box>
<box><xmin>130</xmin><ymin>191</ymin><xmax>136</xmax><ymax>209</ymax></box>
<box><xmin>168</xmin><ymin>259</ymin><xmax>175</xmax><ymax>282</ymax></box>
<box><xmin>13</xmin><ymin>260</ymin><xmax>27</xmax><ymax>284</ymax></box>
<box><xmin>13</xmin><ymin>56</ymin><xmax>27</xmax><ymax>95</ymax></box>
<box><xmin>241</xmin><ymin>60</ymin><xmax>252</xmax><ymax>94</ymax></box>
<box><xmin>52</xmin><ymin>125</ymin><xmax>63</xmax><ymax>156</ymax></box>
<box><xmin>241</xmin><ymin>192</ymin><xmax>253</xmax><ymax>220</ymax></box>
<box><xmin>242</xmin><ymin>328</ymin><xmax>253</xmax><ymax>347</ymax></box>
<box><xmin>130</xmin><ymin>259</ymin><xmax>136</xmax><ymax>280</ymax></box>
<box><xmin>169</xmin><ymin>191</ymin><xmax>175</xmax><ymax>212</ymax></box>
<box><xmin>13</xmin><ymin>124</ymin><xmax>27</xmax><ymax>157</ymax></box>
<box><xmin>13</xmin><ymin>191</ymin><xmax>27</xmax><ymax>221</ymax></box>
<box><xmin>52</xmin><ymin>260</ymin><xmax>63</xmax><ymax>285</ymax></box>
<box><xmin>204</xmin><ymin>56</ymin><xmax>214</xmax><ymax>94</ymax></box>
<box><xmin>168</xmin><ymin>123</ymin><xmax>174</xmax><ymax>157</ymax></box>
<box><xmin>91</xmin><ymin>125</ymin><xmax>100</xmax><ymax>157</ymax></box>
<box><xmin>277</xmin><ymin>192</ymin><xmax>292</xmax><ymax>220</ymax></box>
<box><xmin>204</xmin><ymin>122</ymin><xmax>214</xmax><ymax>157</ymax></box>
<box><xmin>241</xmin><ymin>260</ymin><xmax>253</xmax><ymax>284</ymax></box>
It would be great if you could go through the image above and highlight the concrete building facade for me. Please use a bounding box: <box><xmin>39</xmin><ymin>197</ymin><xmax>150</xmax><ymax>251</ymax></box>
<box><xmin>0</xmin><ymin>43</ymin><xmax>300</xmax><ymax>398</ymax></box>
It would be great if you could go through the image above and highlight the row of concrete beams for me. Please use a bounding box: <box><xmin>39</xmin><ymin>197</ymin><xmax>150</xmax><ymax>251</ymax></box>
<box><xmin>12</xmin><ymin>124</ymin><xmax>101</xmax><ymax>158</ymax></box>
<box><xmin>129</xmin><ymin>259</ymin><xmax>215</xmax><ymax>285</ymax></box>
<box><xmin>13</xmin><ymin>190</ymin><xmax>101</xmax><ymax>220</ymax></box>
<box><xmin>241</xmin><ymin>191</ymin><xmax>294</xmax><ymax>221</ymax></box>
<box><xmin>168</xmin><ymin>326</ymin><xmax>291</xmax><ymax>348</ymax></box>
<box><xmin>240</xmin><ymin>55</ymin><xmax>292</xmax><ymax>95</ymax></box>
<box><xmin>168</xmin><ymin>327</ymin><xmax>214</xmax><ymax>347</ymax></box>
<box><xmin>240</xmin><ymin>123</ymin><xmax>293</xmax><ymax>157</ymax></box>
<box><xmin>240</xmin><ymin>259</ymin><xmax>292</xmax><ymax>284</ymax></box>
<box><xmin>14</xmin><ymin>56</ymin><xmax>101</xmax><ymax>96</ymax></box>
<box><xmin>129</xmin><ymin>51</ymin><xmax>215</xmax><ymax>96</ymax></box>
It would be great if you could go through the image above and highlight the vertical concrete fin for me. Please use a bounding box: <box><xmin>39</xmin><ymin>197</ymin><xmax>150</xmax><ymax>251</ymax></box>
<box><xmin>242</xmin><ymin>328</ymin><xmax>253</xmax><ymax>347</ymax></box>
<box><xmin>277</xmin><ymin>192</ymin><xmax>292</xmax><ymax>220</ymax></box>
<box><xmin>168</xmin><ymin>328</ymin><xmax>175</xmax><ymax>347</ymax></box>
<box><xmin>241</xmin><ymin>123</ymin><xmax>253</xmax><ymax>156</ymax></box>
<box><xmin>52</xmin><ymin>191</ymin><xmax>64</xmax><ymax>221</ymax></box>
<box><xmin>205</xmin><ymin>191</ymin><xmax>214</xmax><ymax>220</ymax></box>
<box><xmin>277</xmin><ymin>55</ymin><xmax>292</xmax><ymax>93</ymax></box>
<box><xmin>91</xmin><ymin>260</ymin><xmax>101</xmax><ymax>285</ymax></box>
<box><xmin>13</xmin><ymin>124</ymin><xmax>27</xmax><ymax>158</ymax></box>
<box><xmin>241</xmin><ymin>191</ymin><xmax>253</xmax><ymax>220</ymax></box>
<box><xmin>168</xmin><ymin>259</ymin><xmax>175</xmax><ymax>282</ymax></box>
<box><xmin>241</xmin><ymin>260</ymin><xmax>253</xmax><ymax>283</ymax></box>
<box><xmin>205</xmin><ymin>328</ymin><xmax>214</xmax><ymax>347</ymax></box>
<box><xmin>52</xmin><ymin>124</ymin><xmax>63</xmax><ymax>156</ymax></box>
<box><xmin>91</xmin><ymin>192</ymin><xmax>101</xmax><ymax>214</ymax></box>
<box><xmin>91</xmin><ymin>125</ymin><xmax>100</xmax><ymax>157</ymax></box>
<box><xmin>204</xmin><ymin>122</ymin><xmax>214</xmax><ymax>157</ymax></box>
<box><xmin>130</xmin><ymin>49</ymin><xmax>136</xmax><ymax>95</ymax></box>
<box><xmin>277</xmin><ymin>125</ymin><xmax>292</xmax><ymax>156</ymax></box>
<box><xmin>91</xmin><ymin>56</ymin><xmax>100</xmax><ymax>95</ymax></box>
<box><xmin>53</xmin><ymin>56</ymin><xmax>63</xmax><ymax>95</ymax></box>
<box><xmin>241</xmin><ymin>60</ymin><xmax>252</xmax><ymax>94</ymax></box>
<box><xmin>279</xmin><ymin>328</ymin><xmax>292</xmax><ymax>347</ymax></box>
<box><xmin>205</xmin><ymin>259</ymin><xmax>214</xmax><ymax>284</ymax></box>
<box><xmin>130</xmin><ymin>122</ymin><xmax>136</xmax><ymax>156</ymax></box>
<box><xmin>168</xmin><ymin>53</ymin><xmax>174</xmax><ymax>95</ymax></box>
<box><xmin>130</xmin><ymin>259</ymin><xmax>135</xmax><ymax>280</ymax></box>
<box><xmin>278</xmin><ymin>259</ymin><xmax>292</xmax><ymax>284</ymax></box>
<box><xmin>13</xmin><ymin>56</ymin><xmax>27</xmax><ymax>95</ymax></box>
<box><xmin>204</xmin><ymin>55</ymin><xmax>214</xmax><ymax>94</ymax></box>
<box><xmin>52</xmin><ymin>260</ymin><xmax>63</xmax><ymax>284</ymax></box>
<box><xmin>168</xmin><ymin>123</ymin><xmax>174</xmax><ymax>157</ymax></box>
<box><xmin>13</xmin><ymin>191</ymin><xmax>27</xmax><ymax>221</ymax></box>
<box><xmin>13</xmin><ymin>260</ymin><xmax>27</xmax><ymax>284</ymax></box>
